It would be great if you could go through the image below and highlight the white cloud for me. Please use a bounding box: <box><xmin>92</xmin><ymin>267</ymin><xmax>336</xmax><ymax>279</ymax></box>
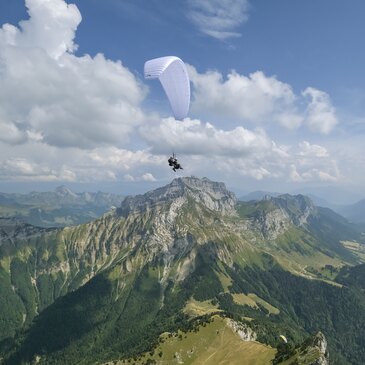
<box><xmin>302</xmin><ymin>87</ymin><xmax>338</xmax><ymax>134</ymax></box>
<box><xmin>0</xmin><ymin>0</ymin><xmax>147</xmax><ymax>149</ymax></box>
<box><xmin>0</xmin><ymin>0</ymin><xmax>82</xmax><ymax>59</ymax></box>
<box><xmin>298</xmin><ymin>141</ymin><xmax>329</xmax><ymax>158</ymax></box>
<box><xmin>123</xmin><ymin>174</ymin><xmax>135</xmax><ymax>182</ymax></box>
<box><xmin>123</xmin><ymin>173</ymin><xmax>157</xmax><ymax>182</ymax></box>
<box><xmin>289</xmin><ymin>164</ymin><xmax>302</xmax><ymax>182</ymax></box>
<box><xmin>187</xmin><ymin>0</ymin><xmax>250</xmax><ymax>40</ymax></box>
<box><xmin>0</xmin><ymin>140</ymin><xmax>165</xmax><ymax>183</ymax></box>
<box><xmin>140</xmin><ymin>117</ymin><xmax>271</xmax><ymax>156</ymax></box>
<box><xmin>188</xmin><ymin>65</ymin><xmax>301</xmax><ymax>126</ymax></box>
<box><xmin>142</xmin><ymin>173</ymin><xmax>156</xmax><ymax>182</ymax></box>
<box><xmin>0</xmin><ymin>0</ymin><xmax>347</xmax><ymax>189</ymax></box>
<box><xmin>0</xmin><ymin>129</ymin><xmax>341</xmax><ymax>186</ymax></box>
<box><xmin>276</xmin><ymin>113</ymin><xmax>304</xmax><ymax>130</ymax></box>
<box><xmin>290</xmin><ymin>141</ymin><xmax>340</xmax><ymax>182</ymax></box>
<box><xmin>139</xmin><ymin>117</ymin><xmax>339</xmax><ymax>183</ymax></box>
<box><xmin>188</xmin><ymin>66</ymin><xmax>339</xmax><ymax>134</ymax></box>
<box><xmin>0</xmin><ymin>157</ymin><xmax>76</xmax><ymax>182</ymax></box>
<box><xmin>0</xmin><ymin>119</ymin><xmax>27</xmax><ymax>144</ymax></box>
<box><xmin>88</xmin><ymin>147</ymin><xmax>163</xmax><ymax>170</ymax></box>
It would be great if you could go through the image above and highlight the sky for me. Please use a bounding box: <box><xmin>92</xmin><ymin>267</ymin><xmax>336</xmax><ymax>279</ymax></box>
<box><xmin>0</xmin><ymin>0</ymin><xmax>364</xmax><ymax>201</ymax></box>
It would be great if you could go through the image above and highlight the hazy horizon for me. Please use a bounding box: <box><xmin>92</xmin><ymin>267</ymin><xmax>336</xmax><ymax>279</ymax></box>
<box><xmin>0</xmin><ymin>176</ymin><xmax>363</xmax><ymax>206</ymax></box>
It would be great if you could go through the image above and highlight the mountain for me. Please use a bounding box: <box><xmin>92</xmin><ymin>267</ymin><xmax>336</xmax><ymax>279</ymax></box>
<box><xmin>0</xmin><ymin>177</ymin><xmax>365</xmax><ymax>365</ymax></box>
<box><xmin>239</xmin><ymin>190</ymin><xmax>365</xmax><ymax>225</ymax></box>
<box><xmin>0</xmin><ymin>186</ymin><xmax>124</xmax><ymax>227</ymax></box>
<box><xmin>106</xmin><ymin>318</ymin><xmax>328</xmax><ymax>365</ymax></box>
<box><xmin>292</xmin><ymin>186</ymin><xmax>363</xmax><ymax>206</ymax></box>
<box><xmin>335</xmin><ymin>198</ymin><xmax>365</xmax><ymax>223</ymax></box>
<box><xmin>239</xmin><ymin>190</ymin><xmax>281</xmax><ymax>201</ymax></box>
<box><xmin>274</xmin><ymin>332</ymin><xmax>329</xmax><ymax>365</ymax></box>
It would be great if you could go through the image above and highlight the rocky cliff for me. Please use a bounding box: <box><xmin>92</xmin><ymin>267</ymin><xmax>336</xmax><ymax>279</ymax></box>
<box><xmin>0</xmin><ymin>217</ymin><xmax>50</xmax><ymax>245</ymax></box>
<box><xmin>118</xmin><ymin>176</ymin><xmax>237</xmax><ymax>217</ymax></box>
<box><xmin>275</xmin><ymin>331</ymin><xmax>329</xmax><ymax>365</ymax></box>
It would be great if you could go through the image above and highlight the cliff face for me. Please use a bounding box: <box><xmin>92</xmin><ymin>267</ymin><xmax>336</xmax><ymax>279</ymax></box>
<box><xmin>118</xmin><ymin>177</ymin><xmax>237</xmax><ymax>217</ymax></box>
<box><xmin>248</xmin><ymin>194</ymin><xmax>315</xmax><ymax>240</ymax></box>
<box><xmin>0</xmin><ymin>217</ymin><xmax>50</xmax><ymax>245</ymax></box>
<box><xmin>311</xmin><ymin>332</ymin><xmax>330</xmax><ymax>365</ymax></box>
<box><xmin>275</xmin><ymin>332</ymin><xmax>329</xmax><ymax>365</ymax></box>
<box><xmin>226</xmin><ymin>318</ymin><xmax>258</xmax><ymax>342</ymax></box>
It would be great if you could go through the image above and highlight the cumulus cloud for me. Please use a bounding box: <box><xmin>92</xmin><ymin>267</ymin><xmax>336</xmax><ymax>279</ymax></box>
<box><xmin>0</xmin><ymin>0</ymin><xmax>81</xmax><ymax>59</ymax></box>
<box><xmin>122</xmin><ymin>173</ymin><xmax>156</xmax><ymax>182</ymax></box>
<box><xmin>0</xmin><ymin>120</ymin><xmax>27</xmax><ymax>144</ymax></box>
<box><xmin>142</xmin><ymin>173</ymin><xmax>157</xmax><ymax>182</ymax></box>
<box><xmin>0</xmin><ymin>0</ymin><xmax>147</xmax><ymax>149</ymax></box>
<box><xmin>298</xmin><ymin>141</ymin><xmax>329</xmax><ymax>158</ymax></box>
<box><xmin>188</xmin><ymin>140</ymin><xmax>339</xmax><ymax>183</ymax></box>
<box><xmin>140</xmin><ymin>117</ymin><xmax>271</xmax><ymax>155</ymax></box>
<box><xmin>303</xmin><ymin>87</ymin><xmax>338</xmax><ymax>134</ymax></box>
<box><xmin>188</xmin><ymin>66</ymin><xmax>339</xmax><ymax>134</ymax></box>
<box><xmin>188</xmin><ymin>66</ymin><xmax>302</xmax><ymax>126</ymax></box>
<box><xmin>0</xmin><ymin>0</ymin><xmax>344</xmax><ymax>188</ymax></box>
<box><xmin>0</xmin><ymin>140</ymin><xmax>164</xmax><ymax>183</ymax></box>
<box><xmin>291</xmin><ymin>141</ymin><xmax>340</xmax><ymax>182</ymax></box>
<box><xmin>187</xmin><ymin>0</ymin><xmax>250</xmax><ymax>40</ymax></box>
<box><xmin>139</xmin><ymin>117</ymin><xmax>340</xmax><ymax>183</ymax></box>
<box><xmin>0</xmin><ymin>157</ymin><xmax>76</xmax><ymax>181</ymax></box>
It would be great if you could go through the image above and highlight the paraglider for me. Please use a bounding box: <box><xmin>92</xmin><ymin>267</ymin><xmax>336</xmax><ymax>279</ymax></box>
<box><xmin>144</xmin><ymin>56</ymin><xmax>190</xmax><ymax>172</ymax></box>
<box><xmin>168</xmin><ymin>153</ymin><xmax>183</xmax><ymax>172</ymax></box>
<box><xmin>279</xmin><ymin>335</ymin><xmax>288</xmax><ymax>344</ymax></box>
<box><xmin>144</xmin><ymin>56</ymin><xmax>190</xmax><ymax>120</ymax></box>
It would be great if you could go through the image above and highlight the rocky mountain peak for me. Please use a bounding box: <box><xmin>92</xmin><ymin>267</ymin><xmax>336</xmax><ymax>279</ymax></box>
<box><xmin>55</xmin><ymin>185</ymin><xmax>77</xmax><ymax>197</ymax></box>
<box><xmin>267</xmin><ymin>193</ymin><xmax>315</xmax><ymax>226</ymax></box>
<box><xmin>118</xmin><ymin>176</ymin><xmax>237</xmax><ymax>217</ymax></box>
<box><xmin>245</xmin><ymin>193</ymin><xmax>316</xmax><ymax>240</ymax></box>
<box><xmin>275</xmin><ymin>331</ymin><xmax>330</xmax><ymax>365</ymax></box>
<box><xmin>308</xmin><ymin>332</ymin><xmax>329</xmax><ymax>365</ymax></box>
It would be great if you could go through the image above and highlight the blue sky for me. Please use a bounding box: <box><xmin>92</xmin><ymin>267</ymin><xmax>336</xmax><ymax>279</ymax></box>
<box><xmin>70</xmin><ymin>0</ymin><xmax>365</xmax><ymax>93</ymax></box>
<box><xmin>0</xmin><ymin>0</ymin><xmax>364</xmax><ymax>201</ymax></box>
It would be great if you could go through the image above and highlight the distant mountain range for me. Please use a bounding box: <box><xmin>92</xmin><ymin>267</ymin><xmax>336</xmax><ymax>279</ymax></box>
<box><xmin>0</xmin><ymin>177</ymin><xmax>364</xmax><ymax>364</ymax></box>
<box><xmin>240</xmin><ymin>190</ymin><xmax>365</xmax><ymax>223</ymax></box>
<box><xmin>0</xmin><ymin>186</ymin><xmax>124</xmax><ymax>227</ymax></box>
<box><xmin>336</xmin><ymin>199</ymin><xmax>365</xmax><ymax>223</ymax></box>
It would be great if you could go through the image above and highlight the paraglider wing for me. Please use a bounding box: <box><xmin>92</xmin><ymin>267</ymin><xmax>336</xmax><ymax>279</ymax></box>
<box><xmin>279</xmin><ymin>335</ymin><xmax>288</xmax><ymax>344</ymax></box>
<box><xmin>144</xmin><ymin>56</ymin><xmax>190</xmax><ymax>120</ymax></box>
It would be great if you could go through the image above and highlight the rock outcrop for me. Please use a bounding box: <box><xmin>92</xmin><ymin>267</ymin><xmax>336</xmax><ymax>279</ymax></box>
<box><xmin>251</xmin><ymin>194</ymin><xmax>315</xmax><ymax>240</ymax></box>
<box><xmin>275</xmin><ymin>331</ymin><xmax>329</xmax><ymax>365</ymax></box>
<box><xmin>226</xmin><ymin>319</ymin><xmax>257</xmax><ymax>342</ymax></box>
<box><xmin>118</xmin><ymin>176</ymin><xmax>237</xmax><ymax>217</ymax></box>
<box><xmin>0</xmin><ymin>217</ymin><xmax>49</xmax><ymax>245</ymax></box>
<box><xmin>310</xmin><ymin>332</ymin><xmax>329</xmax><ymax>365</ymax></box>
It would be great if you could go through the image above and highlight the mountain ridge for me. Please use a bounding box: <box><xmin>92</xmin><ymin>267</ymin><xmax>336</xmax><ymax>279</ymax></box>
<box><xmin>1</xmin><ymin>177</ymin><xmax>365</xmax><ymax>365</ymax></box>
<box><xmin>0</xmin><ymin>186</ymin><xmax>124</xmax><ymax>228</ymax></box>
<box><xmin>118</xmin><ymin>177</ymin><xmax>237</xmax><ymax>217</ymax></box>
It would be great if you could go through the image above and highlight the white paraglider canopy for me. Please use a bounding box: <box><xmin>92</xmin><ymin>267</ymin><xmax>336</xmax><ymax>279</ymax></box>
<box><xmin>279</xmin><ymin>335</ymin><xmax>288</xmax><ymax>344</ymax></box>
<box><xmin>144</xmin><ymin>56</ymin><xmax>190</xmax><ymax>120</ymax></box>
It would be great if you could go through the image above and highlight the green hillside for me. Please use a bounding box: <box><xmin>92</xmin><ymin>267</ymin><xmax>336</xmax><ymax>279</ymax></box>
<box><xmin>110</xmin><ymin>315</ymin><xmax>276</xmax><ymax>365</ymax></box>
<box><xmin>1</xmin><ymin>177</ymin><xmax>364</xmax><ymax>364</ymax></box>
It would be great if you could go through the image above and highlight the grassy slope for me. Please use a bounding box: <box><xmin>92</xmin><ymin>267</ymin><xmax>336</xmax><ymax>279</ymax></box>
<box><xmin>113</xmin><ymin>316</ymin><xmax>276</xmax><ymax>365</ymax></box>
